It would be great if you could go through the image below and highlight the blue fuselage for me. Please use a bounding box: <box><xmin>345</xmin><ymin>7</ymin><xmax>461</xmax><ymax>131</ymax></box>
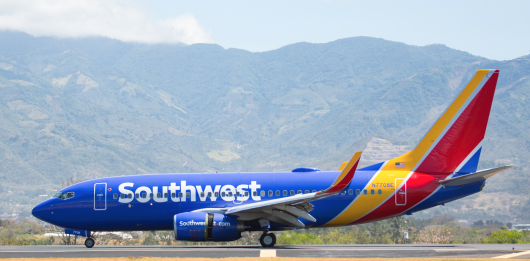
<box><xmin>32</xmin><ymin>164</ymin><xmax>484</xmax><ymax>231</ymax></box>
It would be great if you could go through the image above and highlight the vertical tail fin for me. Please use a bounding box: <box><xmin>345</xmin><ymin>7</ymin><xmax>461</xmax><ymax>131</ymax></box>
<box><xmin>390</xmin><ymin>69</ymin><xmax>499</xmax><ymax>174</ymax></box>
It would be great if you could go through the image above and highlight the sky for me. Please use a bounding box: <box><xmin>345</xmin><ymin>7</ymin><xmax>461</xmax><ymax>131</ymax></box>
<box><xmin>0</xmin><ymin>0</ymin><xmax>528</xmax><ymax>61</ymax></box>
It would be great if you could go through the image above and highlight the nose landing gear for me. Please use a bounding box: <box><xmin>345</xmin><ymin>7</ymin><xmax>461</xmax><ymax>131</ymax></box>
<box><xmin>259</xmin><ymin>232</ymin><xmax>276</xmax><ymax>248</ymax></box>
<box><xmin>84</xmin><ymin>237</ymin><xmax>95</xmax><ymax>248</ymax></box>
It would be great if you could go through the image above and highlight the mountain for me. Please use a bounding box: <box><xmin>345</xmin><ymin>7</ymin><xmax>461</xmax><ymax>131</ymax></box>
<box><xmin>0</xmin><ymin>31</ymin><xmax>528</xmax><ymax>221</ymax></box>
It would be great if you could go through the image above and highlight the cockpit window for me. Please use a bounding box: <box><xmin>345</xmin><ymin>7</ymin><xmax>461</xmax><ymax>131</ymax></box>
<box><xmin>53</xmin><ymin>192</ymin><xmax>75</xmax><ymax>200</ymax></box>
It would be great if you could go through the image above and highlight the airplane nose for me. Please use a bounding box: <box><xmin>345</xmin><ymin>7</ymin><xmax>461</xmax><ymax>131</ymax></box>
<box><xmin>32</xmin><ymin>201</ymin><xmax>50</xmax><ymax>222</ymax></box>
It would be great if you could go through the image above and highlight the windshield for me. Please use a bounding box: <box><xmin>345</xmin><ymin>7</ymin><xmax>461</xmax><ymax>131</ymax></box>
<box><xmin>53</xmin><ymin>192</ymin><xmax>75</xmax><ymax>200</ymax></box>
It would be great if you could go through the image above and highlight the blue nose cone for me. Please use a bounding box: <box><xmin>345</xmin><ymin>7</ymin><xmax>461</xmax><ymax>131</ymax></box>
<box><xmin>32</xmin><ymin>201</ymin><xmax>52</xmax><ymax>222</ymax></box>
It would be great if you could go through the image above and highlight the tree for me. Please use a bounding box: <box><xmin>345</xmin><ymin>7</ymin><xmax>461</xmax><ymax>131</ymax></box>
<box><xmin>142</xmin><ymin>232</ymin><xmax>160</xmax><ymax>245</ymax></box>
<box><xmin>388</xmin><ymin>216</ymin><xmax>406</xmax><ymax>243</ymax></box>
<box><xmin>472</xmin><ymin>220</ymin><xmax>485</xmax><ymax>228</ymax></box>
<box><xmin>157</xmin><ymin>231</ymin><xmax>175</xmax><ymax>245</ymax></box>
<box><xmin>414</xmin><ymin>227</ymin><xmax>453</xmax><ymax>244</ymax></box>
<box><xmin>482</xmin><ymin>230</ymin><xmax>524</xmax><ymax>244</ymax></box>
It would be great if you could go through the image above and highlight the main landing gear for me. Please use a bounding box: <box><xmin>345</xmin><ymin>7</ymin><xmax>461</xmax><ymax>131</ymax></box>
<box><xmin>84</xmin><ymin>237</ymin><xmax>95</xmax><ymax>248</ymax></box>
<box><xmin>259</xmin><ymin>232</ymin><xmax>276</xmax><ymax>248</ymax></box>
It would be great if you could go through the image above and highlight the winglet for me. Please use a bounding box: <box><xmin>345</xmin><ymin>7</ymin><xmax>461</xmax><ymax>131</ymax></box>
<box><xmin>324</xmin><ymin>151</ymin><xmax>362</xmax><ymax>194</ymax></box>
<box><xmin>338</xmin><ymin>162</ymin><xmax>348</xmax><ymax>171</ymax></box>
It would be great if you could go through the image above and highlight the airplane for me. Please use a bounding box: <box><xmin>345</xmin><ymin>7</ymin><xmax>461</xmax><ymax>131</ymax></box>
<box><xmin>32</xmin><ymin>69</ymin><xmax>511</xmax><ymax>248</ymax></box>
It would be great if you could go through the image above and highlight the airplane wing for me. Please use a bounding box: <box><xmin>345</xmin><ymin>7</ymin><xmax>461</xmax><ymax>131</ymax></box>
<box><xmin>438</xmin><ymin>166</ymin><xmax>512</xmax><ymax>186</ymax></box>
<box><xmin>193</xmin><ymin>151</ymin><xmax>362</xmax><ymax>228</ymax></box>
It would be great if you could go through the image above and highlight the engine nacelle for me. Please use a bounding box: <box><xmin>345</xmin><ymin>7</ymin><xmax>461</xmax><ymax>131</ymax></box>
<box><xmin>174</xmin><ymin>212</ymin><xmax>243</xmax><ymax>241</ymax></box>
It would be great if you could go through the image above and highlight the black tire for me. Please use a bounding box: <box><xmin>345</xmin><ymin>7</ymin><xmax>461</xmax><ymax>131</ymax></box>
<box><xmin>259</xmin><ymin>233</ymin><xmax>276</xmax><ymax>248</ymax></box>
<box><xmin>85</xmin><ymin>237</ymin><xmax>95</xmax><ymax>248</ymax></box>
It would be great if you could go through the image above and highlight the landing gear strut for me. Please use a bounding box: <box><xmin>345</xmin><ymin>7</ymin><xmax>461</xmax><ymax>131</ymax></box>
<box><xmin>259</xmin><ymin>232</ymin><xmax>276</xmax><ymax>248</ymax></box>
<box><xmin>84</xmin><ymin>237</ymin><xmax>95</xmax><ymax>248</ymax></box>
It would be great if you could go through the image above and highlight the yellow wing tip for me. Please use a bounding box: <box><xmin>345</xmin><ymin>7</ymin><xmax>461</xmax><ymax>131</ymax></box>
<box><xmin>338</xmin><ymin>162</ymin><xmax>348</xmax><ymax>171</ymax></box>
<box><xmin>338</xmin><ymin>151</ymin><xmax>362</xmax><ymax>171</ymax></box>
<box><xmin>351</xmin><ymin>151</ymin><xmax>362</xmax><ymax>163</ymax></box>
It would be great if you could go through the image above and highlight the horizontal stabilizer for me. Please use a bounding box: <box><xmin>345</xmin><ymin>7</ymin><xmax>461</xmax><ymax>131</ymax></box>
<box><xmin>438</xmin><ymin>166</ymin><xmax>512</xmax><ymax>186</ymax></box>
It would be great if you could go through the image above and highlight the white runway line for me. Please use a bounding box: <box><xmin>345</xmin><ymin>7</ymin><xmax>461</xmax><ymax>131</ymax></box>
<box><xmin>492</xmin><ymin>250</ymin><xmax>530</xmax><ymax>259</ymax></box>
<box><xmin>260</xmin><ymin>250</ymin><xmax>276</xmax><ymax>257</ymax></box>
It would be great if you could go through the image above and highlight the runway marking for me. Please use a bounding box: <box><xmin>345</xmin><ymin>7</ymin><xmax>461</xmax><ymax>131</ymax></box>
<box><xmin>260</xmin><ymin>250</ymin><xmax>276</xmax><ymax>257</ymax></box>
<box><xmin>492</xmin><ymin>250</ymin><xmax>530</xmax><ymax>259</ymax></box>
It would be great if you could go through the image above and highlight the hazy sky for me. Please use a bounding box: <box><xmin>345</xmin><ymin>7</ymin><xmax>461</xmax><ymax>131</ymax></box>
<box><xmin>0</xmin><ymin>0</ymin><xmax>528</xmax><ymax>60</ymax></box>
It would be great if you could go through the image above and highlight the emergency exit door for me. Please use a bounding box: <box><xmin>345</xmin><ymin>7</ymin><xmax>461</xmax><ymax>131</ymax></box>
<box><xmin>395</xmin><ymin>178</ymin><xmax>406</xmax><ymax>206</ymax></box>
<box><xmin>94</xmin><ymin>183</ymin><xmax>107</xmax><ymax>210</ymax></box>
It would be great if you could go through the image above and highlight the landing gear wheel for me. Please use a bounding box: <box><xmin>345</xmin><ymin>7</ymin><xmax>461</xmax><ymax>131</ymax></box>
<box><xmin>84</xmin><ymin>237</ymin><xmax>95</xmax><ymax>248</ymax></box>
<box><xmin>260</xmin><ymin>232</ymin><xmax>276</xmax><ymax>248</ymax></box>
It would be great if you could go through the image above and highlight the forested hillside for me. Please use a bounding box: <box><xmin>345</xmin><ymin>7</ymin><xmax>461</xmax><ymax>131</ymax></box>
<box><xmin>0</xmin><ymin>31</ymin><xmax>529</xmax><ymax>222</ymax></box>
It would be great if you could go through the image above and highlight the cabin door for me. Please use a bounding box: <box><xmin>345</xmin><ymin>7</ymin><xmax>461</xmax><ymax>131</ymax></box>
<box><xmin>94</xmin><ymin>183</ymin><xmax>107</xmax><ymax>210</ymax></box>
<box><xmin>395</xmin><ymin>178</ymin><xmax>406</xmax><ymax>206</ymax></box>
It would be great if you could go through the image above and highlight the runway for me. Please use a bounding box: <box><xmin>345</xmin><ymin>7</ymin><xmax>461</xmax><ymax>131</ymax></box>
<box><xmin>1</xmin><ymin>244</ymin><xmax>530</xmax><ymax>259</ymax></box>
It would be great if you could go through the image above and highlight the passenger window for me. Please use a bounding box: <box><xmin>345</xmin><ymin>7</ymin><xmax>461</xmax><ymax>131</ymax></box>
<box><xmin>260</xmin><ymin>191</ymin><xmax>265</xmax><ymax>197</ymax></box>
<box><xmin>141</xmin><ymin>193</ymin><xmax>146</xmax><ymax>198</ymax></box>
<box><xmin>297</xmin><ymin>190</ymin><xmax>302</xmax><ymax>194</ymax></box>
<box><xmin>171</xmin><ymin>193</ymin><xmax>176</xmax><ymax>198</ymax></box>
<box><xmin>253</xmin><ymin>191</ymin><xmax>257</xmax><ymax>196</ymax></box>
<box><xmin>207</xmin><ymin>192</ymin><xmax>212</xmax><ymax>197</ymax></box>
<box><xmin>228</xmin><ymin>191</ymin><xmax>233</xmax><ymax>197</ymax></box>
<box><xmin>113</xmin><ymin>193</ymin><xmax>118</xmax><ymax>199</ymax></box>
<box><xmin>236</xmin><ymin>192</ymin><xmax>240</xmax><ymax>197</ymax></box>
<box><xmin>378</xmin><ymin>189</ymin><xmax>382</xmax><ymax>195</ymax></box>
<box><xmin>157</xmin><ymin>193</ymin><xmax>161</xmax><ymax>198</ymax></box>
<box><xmin>363</xmin><ymin>190</ymin><xmax>367</xmax><ymax>195</ymax></box>
<box><xmin>221</xmin><ymin>192</ymin><xmax>226</xmax><ymax>197</ymax></box>
<box><xmin>348</xmin><ymin>189</ymin><xmax>353</xmax><ymax>195</ymax></box>
<box><xmin>128</xmin><ymin>194</ymin><xmax>132</xmax><ymax>199</ymax></box>
<box><xmin>150</xmin><ymin>193</ymin><xmax>154</xmax><ymax>199</ymax></box>
<box><xmin>164</xmin><ymin>193</ymin><xmax>168</xmax><ymax>198</ymax></box>
<box><xmin>179</xmin><ymin>192</ymin><xmax>183</xmax><ymax>198</ymax></box>
<box><xmin>312</xmin><ymin>190</ymin><xmax>316</xmax><ymax>193</ymax></box>
<box><xmin>290</xmin><ymin>190</ymin><xmax>295</xmax><ymax>196</ymax></box>
<box><xmin>356</xmin><ymin>189</ymin><xmax>360</xmax><ymax>195</ymax></box>
<box><xmin>186</xmin><ymin>192</ymin><xmax>191</xmax><ymax>198</ymax></box>
<box><xmin>136</xmin><ymin>193</ymin><xmax>140</xmax><ymax>198</ymax></box>
<box><xmin>201</xmin><ymin>192</ymin><xmax>205</xmax><ymax>197</ymax></box>
<box><xmin>305</xmin><ymin>190</ymin><xmax>309</xmax><ymax>194</ymax></box>
<box><xmin>276</xmin><ymin>190</ymin><xmax>280</xmax><ymax>196</ymax></box>
<box><xmin>268</xmin><ymin>191</ymin><xmax>273</xmax><ymax>197</ymax></box>
<box><xmin>371</xmin><ymin>189</ymin><xmax>375</xmax><ymax>195</ymax></box>
<box><xmin>283</xmin><ymin>190</ymin><xmax>287</xmax><ymax>196</ymax></box>
<box><xmin>245</xmin><ymin>191</ymin><xmax>249</xmax><ymax>197</ymax></box>
<box><xmin>120</xmin><ymin>194</ymin><xmax>125</xmax><ymax>199</ymax></box>
<box><xmin>214</xmin><ymin>192</ymin><xmax>219</xmax><ymax>197</ymax></box>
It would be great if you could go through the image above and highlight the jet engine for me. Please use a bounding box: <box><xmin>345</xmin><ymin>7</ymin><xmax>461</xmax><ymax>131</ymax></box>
<box><xmin>174</xmin><ymin>212</ymin><xmax>244</xmax><ymax>241</ymax></box>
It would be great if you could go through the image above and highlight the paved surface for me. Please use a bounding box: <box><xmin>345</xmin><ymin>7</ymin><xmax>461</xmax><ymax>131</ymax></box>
<box><xmin>1</xmin><ymin>244</ymin><xmax>529</xmax><ymax>258</ymax></box>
